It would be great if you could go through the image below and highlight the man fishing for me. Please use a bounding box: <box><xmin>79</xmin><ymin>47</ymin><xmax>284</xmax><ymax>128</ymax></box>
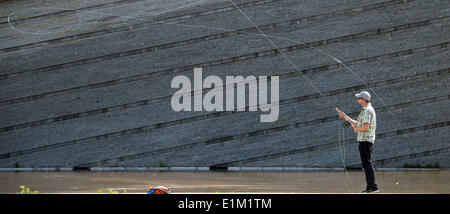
<box><xmin>337</xmin><ymin>91</ymin><xmax>379</xmax><ymax>193</ymax></box>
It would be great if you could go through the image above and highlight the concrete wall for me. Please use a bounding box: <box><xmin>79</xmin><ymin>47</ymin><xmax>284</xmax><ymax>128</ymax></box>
<box><xmin>0</xmin><ymin>0</ymin><xmax>448</xmax><ymax>168</ymax></box>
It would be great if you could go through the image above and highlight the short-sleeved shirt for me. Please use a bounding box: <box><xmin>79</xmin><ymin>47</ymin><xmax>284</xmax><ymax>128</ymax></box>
<box><xmin>357</xmin><ymin>103</ymin><xmax>376</xmax><ymax>143</ymax></box>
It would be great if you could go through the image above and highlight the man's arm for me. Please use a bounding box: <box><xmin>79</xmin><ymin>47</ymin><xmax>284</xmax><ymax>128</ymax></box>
<box><xmin>354</xmin><ymin>122</ymin><xmax>370</xmax><ymax>133</ymax></box>
<box><xmin>354</xmin><ymin>110</ymin><xmax>372</xmax><ymax>133</ymax></box>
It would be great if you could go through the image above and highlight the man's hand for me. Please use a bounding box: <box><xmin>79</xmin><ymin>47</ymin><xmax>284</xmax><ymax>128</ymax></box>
<box><xmin>336</xmin><ymin>108</ymin><xmax>358</xmax><ymax>127</ymax></box>
<box><xmin>338</xmin><ymin>110</ymin><xmax>347</xmax><ymax>119</ymax></box>
<box><xmin>353</xmin><ymin>127</ymin><xmax>359</xmax><ymax>133</ymax></box>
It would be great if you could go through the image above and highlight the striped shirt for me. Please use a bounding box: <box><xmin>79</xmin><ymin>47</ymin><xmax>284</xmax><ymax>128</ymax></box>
<box><xmin>357</xmin><ymin>103</ymin><xmax>376</xmax><ymax>143</ymax></box>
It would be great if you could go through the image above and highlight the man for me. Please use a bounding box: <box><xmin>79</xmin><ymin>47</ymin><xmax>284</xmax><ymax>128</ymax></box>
<box><xmin>338</xmin><ymin>91</ymin><xmax>379</xmax><ymax>193</ymax></box>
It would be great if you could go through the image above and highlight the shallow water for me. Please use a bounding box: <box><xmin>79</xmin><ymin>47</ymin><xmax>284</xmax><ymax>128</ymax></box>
<box><xmin>1</xmin><ymin>170</ymin><xmax>449</xmax><ymax>193</ymax></box>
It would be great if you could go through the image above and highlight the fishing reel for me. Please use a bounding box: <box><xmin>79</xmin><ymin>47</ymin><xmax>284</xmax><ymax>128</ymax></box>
<box><xmin>342</xmin><ymin>121</ymin><xmax>351</xmax><ymax>128</ymax></box>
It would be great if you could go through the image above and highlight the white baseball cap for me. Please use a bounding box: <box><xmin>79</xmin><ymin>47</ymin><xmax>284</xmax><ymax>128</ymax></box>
<box><xmin>355</xmin><ymin>91</ymin><xmax>371</xmax><ymax>101</ymax></box>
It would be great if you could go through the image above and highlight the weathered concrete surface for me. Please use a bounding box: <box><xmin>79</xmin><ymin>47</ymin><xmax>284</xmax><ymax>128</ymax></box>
<box><xmin>0</xmin><ymin>0</ymin><xmax>448</xmax><ymax>168</ymax></box>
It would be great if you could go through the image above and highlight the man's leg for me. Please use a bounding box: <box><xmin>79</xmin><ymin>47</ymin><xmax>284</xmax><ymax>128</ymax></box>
<box><xmin>358</xmin><ymin>142</ymin><xmax>370</xmax><ymax>190</ymax></box>
<box><xmin>359</xmin><ymin>142</ymin><xmax>378</xmax><ymax>190</ymax></box>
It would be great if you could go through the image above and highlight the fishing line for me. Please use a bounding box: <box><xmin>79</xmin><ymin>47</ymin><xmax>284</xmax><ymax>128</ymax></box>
<box><xmin>228</xmin><ymin>0</ymin><xmax>356</xmax><ymax>192</ymax></box>
<box><xmin>228</xmin><ymin>0</ymin><xmax>323</xmax><ymax>98</ymax></box>
<box><xmin>7</xmin><ymin>0</ymin><xmax>209</xmax><ymax>35</ymax></box>
<box><xmin>229</xmin><ymin>0</ymin><xmax>421</xmax><ymax>156</ymax></box>
<box><xmin>337</xmin><ymin>119</ymin><xmax>355</xmax><ymax>193</ymax></box>
<box><xmin>228</xmin><ymin>0</ymin><xmax>423</xmax><ymax>192</ymax></box>
<box><xmin>8</xmin><ymin>0</ymin><xmax>421</xmax><ymax>182</ymax></box>
<box><xmin>225</xmin><ymin>0</ymin><xmax>419</xmax><ymax>155</ymax></box>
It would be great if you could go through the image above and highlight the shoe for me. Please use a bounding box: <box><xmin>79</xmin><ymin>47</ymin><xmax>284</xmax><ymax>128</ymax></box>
<box><xmin>362</xmin><ymin>188</ymin><xmax>379</xmax><ymax>193</ymax></box>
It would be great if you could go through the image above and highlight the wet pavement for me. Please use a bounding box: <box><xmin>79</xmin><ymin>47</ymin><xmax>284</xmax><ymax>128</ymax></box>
<box><xmin>1</xmin><ymin>170</ymin><xmax>449</xmax><ymax>194</ymax></box>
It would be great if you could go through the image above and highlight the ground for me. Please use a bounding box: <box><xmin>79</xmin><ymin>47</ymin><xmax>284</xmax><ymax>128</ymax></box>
<box><xmin>2</xmin><ymin>170</ymin><xmax>449</xmax><ymax>193</ymax></box>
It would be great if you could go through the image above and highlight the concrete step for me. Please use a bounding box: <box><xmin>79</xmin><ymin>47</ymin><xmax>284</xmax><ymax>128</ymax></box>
<box><xmin>0</xmin><ymin>0</ymin><xmax>237</xmax><ymax>49</ymax></box>
<box><xmin>0</xmin><ymin>0</ymin><xmax>122</xmax><ymax>19</ymax></box>
<box><xmin>373</xmin><ymin>148</ymin><xmax>450</xmax><ymax>168</ymax></box>
<box><xmin>0</xmin><ymin>0</ymin><xmax>448</xmax><ymax>168</ymax></box>
<box><xmin>0</xmin><ymin>48</ymin><xmax>447</xmax><ymax>147</ymax></box>
<box><xmin>1</xmin><ymin>0</ymin><xmax>447</xmax><ymax>82</ymax></box>
<box><xmin>0</xmin><ymin>39</ymin><xmax>448</xmax><ymax>128</ymax></box>
<box><xmin>2</xmin><ymin>98</ymin><xmax>448</xmax><ymax>167</ymax></box>
<box><xmin>109</xmin><ymin>99</ymin><xmax>449</xmax><ymax>167</ymax></box>
<box><xmin>0</xmin><ymin>0</ymin><xmax>379</xmax><ymax>51</ymax></box>
<box><xmin>0</xmin><ymin>76</ymin><xmax>447</xmax><ymax>167</ymax></box>
<box><xmin>0</xmin><ymin>17</ymin><xmax>448</xmax><ymax>127</ymax></box>
<box><xmin>239</xmin><ymin>125</ymin><xmax>449</xmax><ymax>167</ymax></box>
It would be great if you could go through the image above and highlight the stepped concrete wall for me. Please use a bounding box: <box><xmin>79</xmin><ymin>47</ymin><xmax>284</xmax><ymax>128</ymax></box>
<box><xmin>0</xmin><ymin>0</ymin><xmax>448</xmax><ymax>168</ymax></box>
